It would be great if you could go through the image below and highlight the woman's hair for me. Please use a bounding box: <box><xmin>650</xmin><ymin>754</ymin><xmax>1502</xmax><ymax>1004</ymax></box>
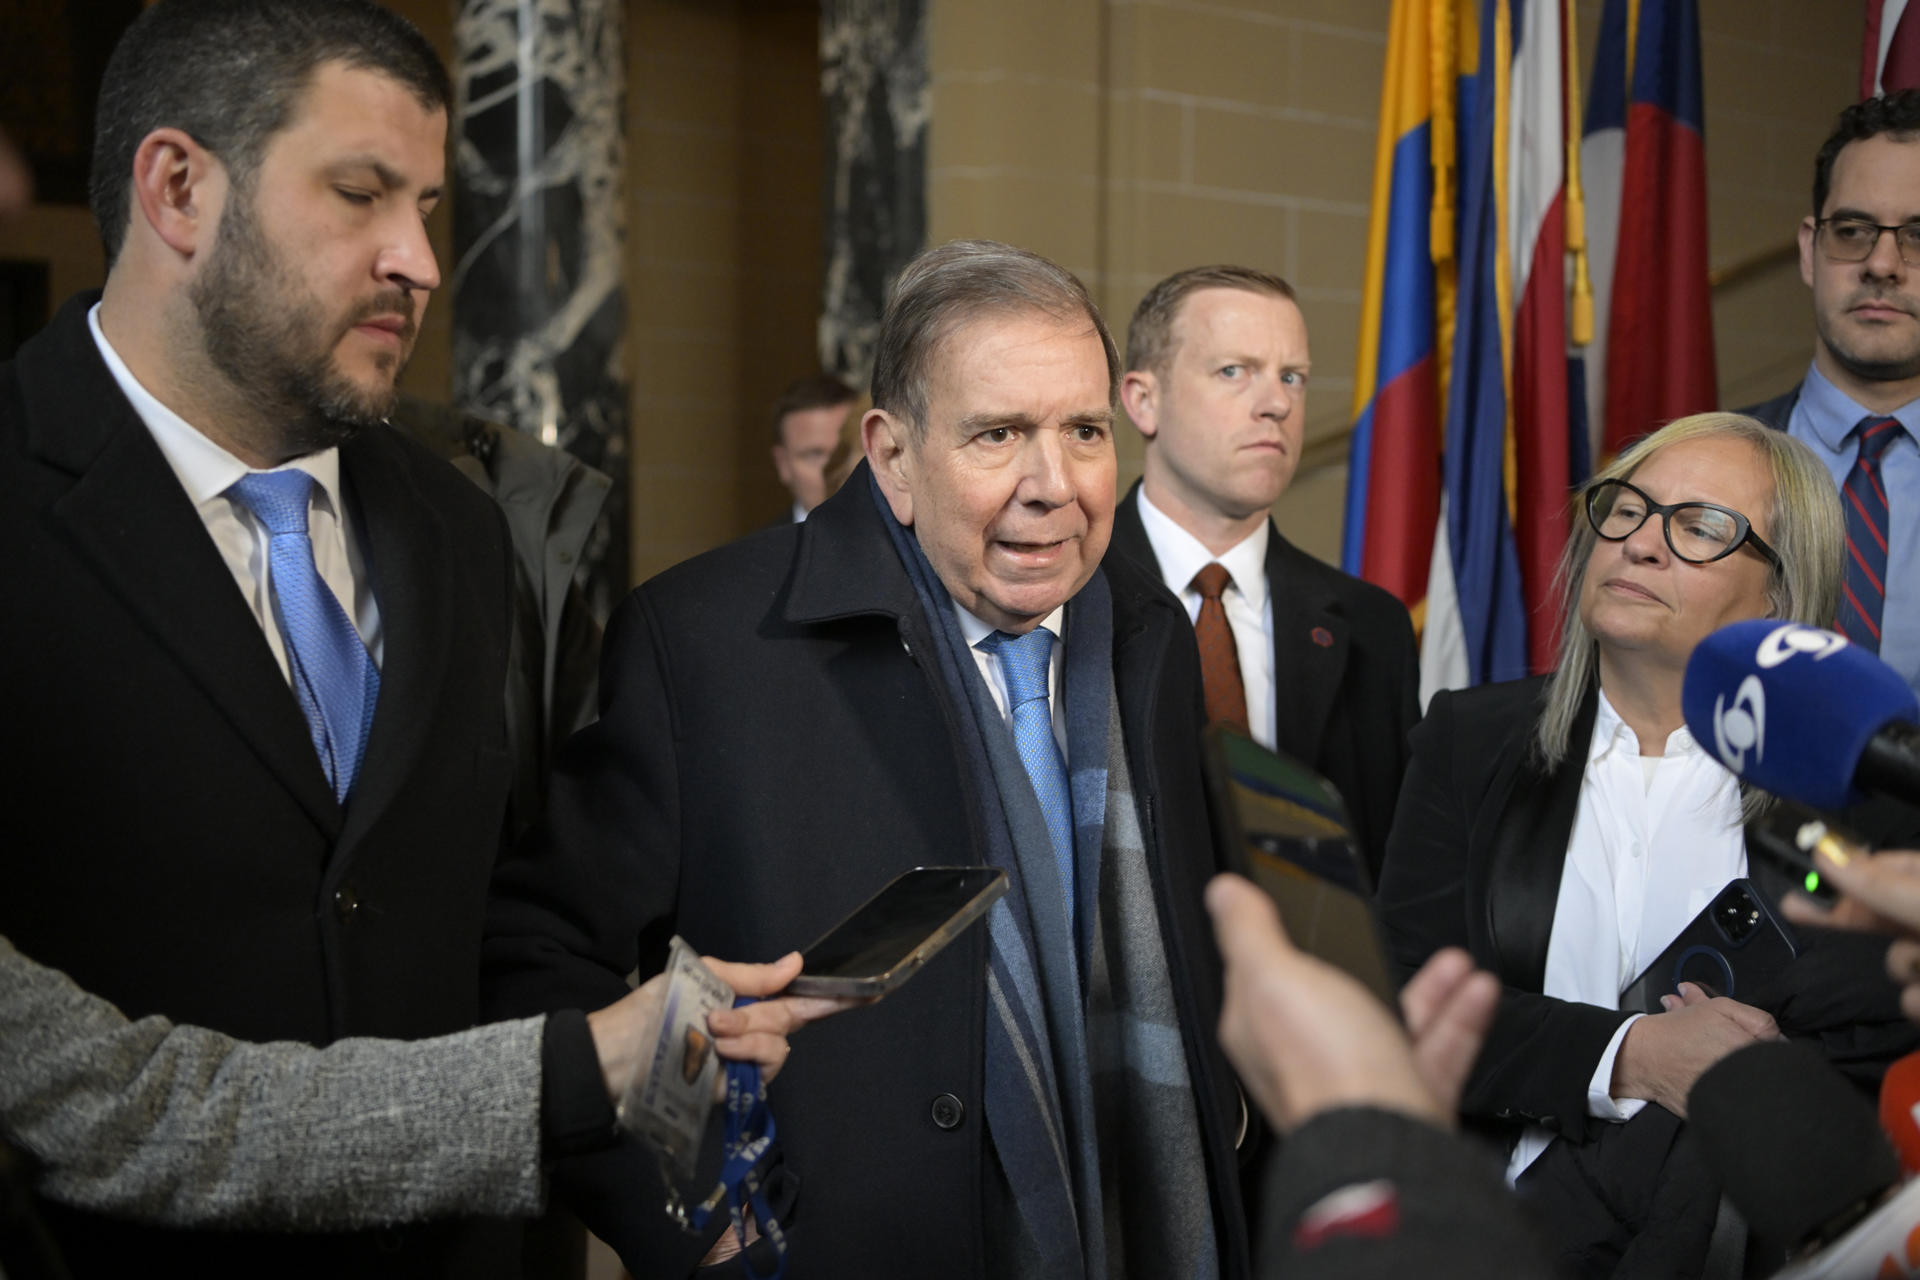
<box><xmin>1534</xmin><ymin>412</ymin><xmax>1845</xmax><ymax>784</ymax></box>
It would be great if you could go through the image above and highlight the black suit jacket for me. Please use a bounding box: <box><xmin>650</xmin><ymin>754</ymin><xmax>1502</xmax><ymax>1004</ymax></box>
<box><xmin>484</xmin><ymin>469</ymin><xmax>1250</xmax><ymax>1280</ymax></box>
<box><xmin>1738</xmin><ymin>383</ymin><xmax>1801</xmax><ymax>433</ymax></box>
<box><xmin>1375</xmin><ymin>676</ymin><xmax>1919</xmax><ymax>1149</ymax></box>
<box><xmin>1108</xmin><ymin>481</ymin><xmax>1421</xmax><ymax>881</ymax></box>
<box><xmin>0</xmin><ymin>294</ymin><xmax>518</xmax><ymax>1276</ymax></box>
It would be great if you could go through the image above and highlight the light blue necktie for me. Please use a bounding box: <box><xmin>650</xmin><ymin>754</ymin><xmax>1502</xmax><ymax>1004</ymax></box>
<box><xmin>228</xmin><ymin>471</ymin><xmax>380</xmax><ymax>802</ymax></box>
<box><xmin>981</xmin><ymin>627</ymin><xmax>1074</xmax><ymax>927</ymax></box>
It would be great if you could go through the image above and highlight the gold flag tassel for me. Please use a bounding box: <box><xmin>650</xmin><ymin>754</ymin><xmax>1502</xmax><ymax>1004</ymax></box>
<box><xmin>1564</xmin><ymin>0</ymin><xmax>1593</xmax><ymax>347</ymax></box>
<box><xmin>1430</xmin><ymin>0</ymin><xmax>1456</xmax><ymax>265</ymax></box>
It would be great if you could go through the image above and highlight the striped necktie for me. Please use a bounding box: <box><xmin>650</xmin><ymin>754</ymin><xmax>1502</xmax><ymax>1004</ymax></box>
<box><xmin>228</xmin><ymin>471</ymin><xmax>381</xmax><ymax>801</ymax></box>
<box><xmin>1839</xmin><ymin>415</ymin><xmax>1903</xmax><ymax>653</ymax></box>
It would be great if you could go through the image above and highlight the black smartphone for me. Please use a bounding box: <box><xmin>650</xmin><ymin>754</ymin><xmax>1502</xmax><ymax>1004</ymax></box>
<box><xmin>1746</xmin><ymin>800</ymin><xmax>1865</xmax><ymax>908</ymax></box>
<box><xmin>1199</xmin><ymin>725</ymin><xmax>1398</xmax><ymax>1007</ymax></box>
<box><xmin>1617</xmin><ymin>878</ymin><xmax>1802</xmax><ymax>1016</ymax></box>
<box><xmin>784</xmin><ymin>867</ymin><xmax>1008</xmax><ymax>998</ymax></box>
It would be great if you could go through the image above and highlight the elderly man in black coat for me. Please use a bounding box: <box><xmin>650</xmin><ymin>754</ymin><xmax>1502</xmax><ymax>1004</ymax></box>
<box><xmin>485</xmin><ymin>240</ymin><xmax>1250</xmax><ymax>1280</ymax></box>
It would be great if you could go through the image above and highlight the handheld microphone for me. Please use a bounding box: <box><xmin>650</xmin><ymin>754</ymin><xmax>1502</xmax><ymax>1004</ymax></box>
<box><xmin>1680</xmin><ymin>620</ymin><xmax>1920</xmax><ymax>811</ymax></box>
<box><xmin>1882</xmin><ymin>1051</ymin><xmax>1920</xmax><ymax>1179</ymax></box>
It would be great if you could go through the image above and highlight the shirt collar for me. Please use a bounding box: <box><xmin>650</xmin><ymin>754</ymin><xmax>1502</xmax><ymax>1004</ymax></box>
<box><xmin>1589</xmin><ymin>687</ymin><xmax>1703</xmax><ymax>764</ymax></box>
<box><xmin>87</xmin><ymin>301</ymin><xmax>346</xmax><ymax>517</ymax></box>
<box><xmin>1799</xmin><ymin>361</ymin><xmax>1920</xmax><ymax>446</ymax></box>
<box><xmin>958</xmin><ymin>602</ymin><xmax>1068</xmax><ymax>650</ymax></box>
<box><xmin>1136</xmin><ymin>484</ymin><xmax>1271</xmax><ymax>613</ymax></box>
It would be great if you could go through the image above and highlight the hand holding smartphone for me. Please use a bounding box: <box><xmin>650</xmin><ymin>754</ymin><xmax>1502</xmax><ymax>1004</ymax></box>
<box><xmin>783</xmin><ymin>867</ymin><xmax>1008</xmax><ymax>998</ymax></box>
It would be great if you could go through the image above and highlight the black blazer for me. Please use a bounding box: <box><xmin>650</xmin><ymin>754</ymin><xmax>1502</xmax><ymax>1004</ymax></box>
<box><xmin>1738</xmin><ymin>383</ymin><xmax>1801</xmax><ymax>433</ymax></box>
<box><xmin>1376</xmin><ymin>676</ymin><xmax>1919</xmax><ymax>1149</ymax></box>
<box><xmin>0</xmin><ymin>294</ymin><xmax>518</xmax><ymax>1276</ymax></box>
<box><xmin>1108</xmin><ymin>480</ymin><xmax>1421</xmax><ymax>881</ymax></box>
<box><xmin>484</xmin><ymin>468</ymin><xmax>1250</xmax><ymax>1280</ymax></box>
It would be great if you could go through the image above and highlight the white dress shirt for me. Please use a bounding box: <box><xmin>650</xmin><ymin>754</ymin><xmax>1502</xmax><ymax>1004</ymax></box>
<box><xmin>1135</xmin><ymin>487</ymin><xmax>1276</xmax><ymax>751</ymax></box>
<box><xmin>1506</xmin><ymin>690</ymin><xmax>1747</xmax><ymax>1182</ymax></box>
<box><xmin>955</xmin><ymin>603</ymin><xmax>1069</xmax><ymax>756</ymax></box>
<box><xmin>88</xmin><ymin>304</ymin><xmax>383</xmax><ymax>679</ymax></box>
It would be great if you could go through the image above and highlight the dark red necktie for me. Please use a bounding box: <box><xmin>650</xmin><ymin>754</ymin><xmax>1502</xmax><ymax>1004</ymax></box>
<box><xmin>1191</xmin><ymin>563</ymin><xmax>1250</xmax><ymax>734</ymax></box>
<box><xmin>1840</xmin><ymin>416</ymin><xmax>1903</xmax><ymax>653</ymax></box>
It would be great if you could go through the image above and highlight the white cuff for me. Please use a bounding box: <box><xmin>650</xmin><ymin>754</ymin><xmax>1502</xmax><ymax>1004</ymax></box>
<box><xmin>1586</xmin><ymin>1014</ymin><xmax>1648</xmax><ymax>1121</ymax></box>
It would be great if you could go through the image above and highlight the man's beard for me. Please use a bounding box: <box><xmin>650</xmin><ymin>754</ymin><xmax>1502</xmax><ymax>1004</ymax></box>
<box><xmin>189</xmin><ymin>189</ymin><xmax>416</xmax><ymax>456</ymax></box>
<box><xmin>1819</xmin><ymin>292</ymin><xmax>1920</xmax><ymax>385</ymax></box>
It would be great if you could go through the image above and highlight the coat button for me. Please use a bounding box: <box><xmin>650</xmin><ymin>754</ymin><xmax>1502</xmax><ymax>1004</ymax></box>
<box><xmin>930</xmin><ymin>1093</ymin><xmax>965</xmax><ymax>1131</ymax></box>
<box><xmin>333</xmin><ymin>884</ymin><xmax>361</xmax><ymax>925</ymax></box>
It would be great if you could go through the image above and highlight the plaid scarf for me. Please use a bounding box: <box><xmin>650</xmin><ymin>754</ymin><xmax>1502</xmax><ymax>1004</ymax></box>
<box><xmin>873</xmin><ymin>480</ymin><xmax>1217</xmax><ymax>1278</ymax></box>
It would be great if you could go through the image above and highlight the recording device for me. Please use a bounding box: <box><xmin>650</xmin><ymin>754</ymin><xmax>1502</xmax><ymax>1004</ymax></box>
<box><xmin>1198</xmin><ymin>725</ymin><xmax>1398</xmax><ymax>1006</ymax></box>
<box><xmin>1747</xmin><ymin>800</ymin><xmax>1872</xmax><ymax>908</ymax></box>
<box><xmin>784</xmin><ymin>867</ymin><xmax>1007</xmax><ymax>997</ymax></box>
<box><xmin>1690</xmin><ymin>1041</ymin><xmax>1906</xmax><ymax>1275</ymax></box>
<box><xmin>1682</xmin><ymin>620</ymin><xmax>1920</xmax><ymax>811</ymax></box>
<box><xmin>1615</xmin><ymin>878</ymin><xmax>1801</xmax><ymax>1015</ymax></box>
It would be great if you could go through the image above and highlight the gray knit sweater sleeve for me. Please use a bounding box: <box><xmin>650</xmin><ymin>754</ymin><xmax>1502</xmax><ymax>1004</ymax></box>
<box><xmin>0</xmin><ymin>935</ymin><xmax>547</xmax><ymax>1228</ymax></box>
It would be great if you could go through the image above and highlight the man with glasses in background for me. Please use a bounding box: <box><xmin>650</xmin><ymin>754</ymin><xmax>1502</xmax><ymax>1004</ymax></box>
<box><xmin>1746</xmin><ymin>90</ymin><xmax>1920</xmax><ymax>696</ymax></box>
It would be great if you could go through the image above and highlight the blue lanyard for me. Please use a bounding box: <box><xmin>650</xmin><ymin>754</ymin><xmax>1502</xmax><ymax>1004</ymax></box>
<box><xmin>687</xmin><ymin>998</ymin><xmax>787</xmax><ymax>1279</ymax></box>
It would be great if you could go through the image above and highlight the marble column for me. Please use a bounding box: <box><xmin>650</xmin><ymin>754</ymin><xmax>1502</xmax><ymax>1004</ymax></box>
<box><xmin>451</xmin><ymin>0</ymin><xmax>628</xmax><ymax>617</ymax></box>
<box><xmin>818</xmin><ymin>0</ymin><xmax>929</xmax><ymax>385</ymax></box>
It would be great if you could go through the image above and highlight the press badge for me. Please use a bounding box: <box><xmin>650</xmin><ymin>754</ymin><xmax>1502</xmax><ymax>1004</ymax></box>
<box><xmin>615</xmin><ymin>935</ymin><xmax>733</xmax><ymax>1182</ymax></box>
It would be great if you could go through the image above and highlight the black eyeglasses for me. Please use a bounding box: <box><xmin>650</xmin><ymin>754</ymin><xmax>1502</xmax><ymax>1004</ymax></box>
<box><xmin>1816</xmin><ymin>216</ymin><xmax>1920</xmax><ymax>268</ymax></box>
<box><xmin>1584</xmin><ymin>479</ymin><xmax>1780</xmax><ymax>567</ymax></box>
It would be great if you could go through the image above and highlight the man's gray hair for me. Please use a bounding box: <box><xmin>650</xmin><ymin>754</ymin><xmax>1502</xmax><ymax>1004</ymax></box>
<box><xmin>870</xmin><ymin>239</ymin><xmax>1120</xmax><ymax>436</ymax></box>
<box><xmin>1535</xmin><ymin>413</ymin><xmax>1845</xmax><ymax>817</ymax></box>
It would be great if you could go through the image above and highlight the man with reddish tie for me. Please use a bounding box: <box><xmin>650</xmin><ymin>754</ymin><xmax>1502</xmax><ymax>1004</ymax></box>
<box><xmin>1108</xmin><ymin>265</ymin><xmax>1419</xmax><ymax>881</ymax></box>
<box><xmin>1745</xmin><ymin>92</ymin><xmax>1920</xmax><ymax>698</ymax></box>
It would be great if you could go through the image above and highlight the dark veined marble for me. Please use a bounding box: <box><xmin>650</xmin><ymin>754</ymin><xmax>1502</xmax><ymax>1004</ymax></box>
<box><xmin>819</xmin><ymin>0</ymin><xmax>928</xmax><ymax>386</ymax></box>
<box><xmin>451</xmin><ymin>0</ymin><xmax>628</xmax><ymax>616</ymax></box>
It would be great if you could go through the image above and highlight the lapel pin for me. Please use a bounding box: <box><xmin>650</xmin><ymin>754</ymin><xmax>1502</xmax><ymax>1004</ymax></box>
<box><xmin>1311</xmin><ymin>626</ymin><xmax>1333</xmax><ymax>648</ymax></box>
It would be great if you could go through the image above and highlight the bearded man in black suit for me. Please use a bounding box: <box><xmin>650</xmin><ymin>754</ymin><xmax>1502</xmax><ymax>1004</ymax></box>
<box><xmin>0</xmin><ymin>3</ymin><xmax>527</xmax><ymax>1272</ymax></box>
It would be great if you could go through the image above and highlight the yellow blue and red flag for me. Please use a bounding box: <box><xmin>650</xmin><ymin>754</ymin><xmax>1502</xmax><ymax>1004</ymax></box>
<box><xmin>1345</xmin><ymin>0</ymin><xmax>1710</xmax><ymax>698</ymax></box>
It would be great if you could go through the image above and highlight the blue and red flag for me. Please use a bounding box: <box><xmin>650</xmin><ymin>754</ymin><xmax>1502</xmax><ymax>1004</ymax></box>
<box><xmin>1585</xmin><ymin>0</ymin><xmax>1716</xmax><ymax>459</ymax></box>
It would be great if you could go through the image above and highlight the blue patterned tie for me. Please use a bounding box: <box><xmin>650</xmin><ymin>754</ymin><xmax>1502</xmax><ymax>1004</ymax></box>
<box><xmin>1840</xmin><ymin>415</ymin><xmax>1903</xmax><ymax>653</ymax></box>
<box><xmin>228</xmin><ymin>471</ymin><xmax>380</xmax><ymax>801</ymax></box>
<box><xmin>981</xmin><ymin>627</ymin><xmax>1074</xmax><ymax>926</ymax></box>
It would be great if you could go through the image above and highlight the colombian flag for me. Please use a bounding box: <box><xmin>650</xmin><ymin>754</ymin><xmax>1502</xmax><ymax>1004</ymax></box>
<box><xmin>1340</xmin><ymin>0</ymin><xmax>1449</xmax><ymax>629</ymax></box>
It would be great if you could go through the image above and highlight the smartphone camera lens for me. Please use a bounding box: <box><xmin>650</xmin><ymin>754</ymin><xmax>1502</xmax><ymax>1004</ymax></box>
<box><xmin>1716</xmin><ymin>890</ymin><xmax>1759</xmax><ymax>944</ymax></box>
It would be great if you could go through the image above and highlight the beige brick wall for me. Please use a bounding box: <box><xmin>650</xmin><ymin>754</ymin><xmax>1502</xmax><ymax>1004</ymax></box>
<box><xmin>625</xmin><ymin>0</ymin><xmax>823</xmax><ymax>584</ymax></box>
<box><xmin>928</xmin><ymin>0</ymin><xmax>1859</xmax><ymax>568</ymax></box>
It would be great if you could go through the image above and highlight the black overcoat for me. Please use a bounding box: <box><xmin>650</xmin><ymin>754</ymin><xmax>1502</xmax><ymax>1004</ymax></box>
<box><xmin>484</xmin><ymin>469</ymin><xmax>1251</xmax><ymax>1279</ymax></box>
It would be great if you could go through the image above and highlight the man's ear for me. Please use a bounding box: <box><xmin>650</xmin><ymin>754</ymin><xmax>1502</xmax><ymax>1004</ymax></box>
<box><xmin>1120</xmin><ymin>369</ymin><xmax>1159</xmax><ymax>440</ymax></box>
<box><xmin>1799</xmin><ymin>215</ymin><xmax>1818</xmax><ymax>289</ymax></box>
<box><xmin>129</xmin><ymin>127</ymin><xmax>222</xmax><ymax>260</ymax></box>
<box><xmin>863</xmin><ymin>408</ymin><xmax>915</xmax><ymax>526</ymax></box>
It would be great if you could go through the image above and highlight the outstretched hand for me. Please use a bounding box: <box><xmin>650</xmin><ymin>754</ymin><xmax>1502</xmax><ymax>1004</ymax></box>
<box><xmin>1781</xmin><ymin>846</ymin><xmax>1920</xmax><ymax>1022</ymax></box>
<box><xmin>703</xmin><ymin>953</ymin><xmax>864</xmax><ymax>1083</ymax></box>
<box><xmin>586</xmin><ymin>952</ymin><xmax>864</xmax><ymax>1102</ymax></box>
<box><xmin>1205</xmin><ymin>873</ymin><xmax>1497</xmax><ymax>1133</ymax></box>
